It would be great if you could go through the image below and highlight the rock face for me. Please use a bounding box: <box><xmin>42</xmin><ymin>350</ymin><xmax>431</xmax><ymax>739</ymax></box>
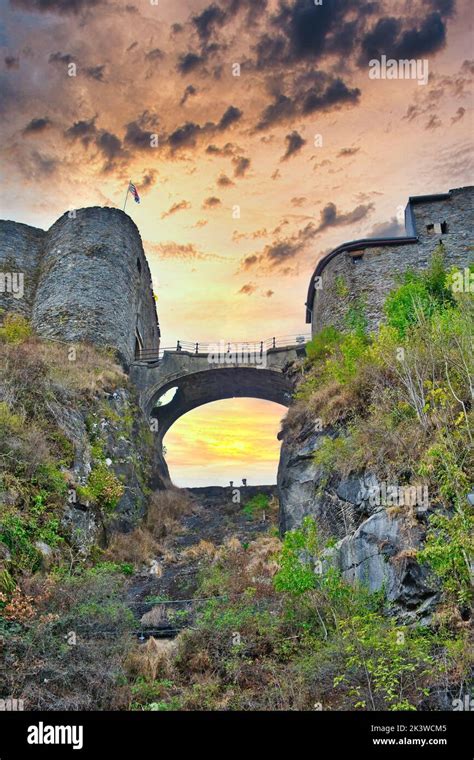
<box><xmin>52</xmin><ymin>385</ymin><xmax>169</xmax><ymax>552</ymax></box>
<box><xmin>277</xmin><ymin>422</ymin><xmax>439</xmax><ymax>620</ymax></box>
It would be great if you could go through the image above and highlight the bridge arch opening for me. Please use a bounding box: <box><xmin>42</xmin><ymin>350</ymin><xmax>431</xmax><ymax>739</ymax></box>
<box><xmin>162</xmin><ymin>397</ymin><xmax>287</xmax><ymax>488</ymax></box>
<box><xmin>145</xmin><ymin>363</ymin><xmax>293</xmax><ymax>427</ymax></box>
<box><xmin>153</xmin><ymin>386</ymin><xmax>178</xmax><ymax>409</ymax></box>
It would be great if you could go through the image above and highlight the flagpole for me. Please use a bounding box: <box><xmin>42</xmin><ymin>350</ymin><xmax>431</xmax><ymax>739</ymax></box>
<box><xmin>123</xmin><ymin>179</ymin><xmax>131</xmax><ymax>212</ymax></box>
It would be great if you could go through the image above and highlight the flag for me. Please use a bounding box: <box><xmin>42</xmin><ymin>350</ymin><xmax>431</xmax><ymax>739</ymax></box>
<box><xmin>129</xmin><ymin>182</ymin><xmax>140</xmax><ymax>204</ymax></box>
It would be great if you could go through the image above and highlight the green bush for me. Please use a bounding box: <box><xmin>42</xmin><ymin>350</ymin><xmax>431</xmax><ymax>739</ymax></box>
<box><xmin>78</xmin><ymin>463</ymin><xmax>124</xmax><ymax>514</ymax></box>
<box><xmin>305</xmin><ymin>326</ymin><xmax>341</xmax><ymax>362</ymax></box>
<box><xmin>0</xmin><ymin>314</ymin><xmax>32</xmax><ymax>344</ymax></box>
<box><xmin>274</xmin><ymin>517</ymin><xmax>320</xmax><ymax>596</ymax></box>
<box><xmin>418</xmin><ymin>507</ymin><xmax>474</xmax><ymax>607</ymax></box>
<box><xmin>242</xmin><ymin>493</ymin><xmax>270</xmax><ymax>520</ymax></box>
<box><xmin>384</xmin><ymin>246</ymin><xmax>454</xmax><ymax>337</ymax></box>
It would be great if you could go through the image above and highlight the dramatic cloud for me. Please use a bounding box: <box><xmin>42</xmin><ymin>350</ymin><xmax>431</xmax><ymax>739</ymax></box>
<box><xmin>426</xmin><ymin>114</ymin><xmax>442</xmax><ymax>129</ymax></box>
<box><xmin>300</xmin><ymin>77</ymin><xmax>361</xmax><ymax>116</ymax></box>
<box><xmin>256</xmin><ymin>93</ymin><xmax>295</xmax><ymax>130</ymax></box>
<box><xmin>145</xmin><ymin>48</ymin><xmax>164</xmax><ymax>62</ymax></box>
<box><xmin>338</xmin><ymin>147</ymin><xmax>360</xmax><ymax>158</ymax></box>
<box><xmin>451</xmin><ymin>106</ymin><xmax>466</xmax><ymax>123</ymax></box>
<box><xmin>161</xmin><ymin>200</ymin><xmax>192</xmax><ymax>219</ymax></box>
<box><xmin>315</xmin><ymin>201</ymin><xmax>374</xmax><ymax>233</ymax></box>
<box><xmin>217</xmin><ymin>173</ymin><xmax>234</xmax><ymax>187</ymax></box>
<box><xmin>84</xmin><ymin>64</ymin><xmax>106</xmax><ymax>81</ymax></box>
<box><xmin>22</xmin><ymin>117</ymin><xmax>52</xmax><ymax>135</ymax></box>
<box><xmin>150</xmin><ymin>242</ymin><xmax>204</xmax><ymax>260</ymax></box>
<box><xmin>168</xmin><ymin>121</ymin><xmax>204</xmax><ymax>151</ymax></box>
<box><xmin>241</xmin><ymin>223</ymin><xmax>319</xmax><ymax>271</ymax></box>
<box><xmin>256</xmin><ymin>75</ymin><xmax>360</xmax><ymax>130</ymax></box>
<box><xmin>180</xmin><ymin>85</ymin><xmax>197</xmax><ymax>106</ymax></box>
<box><xmin>167</xmin><ymin>107</ymin><xmax>242</xmax><ymax>153</ymax></box>
<box><xmin>291</xmin><ymin>197</ymin><xmax>307</xmax><ymax>207</ymax></box>
<box><xmin>193</xmin><ymin>4</ymin><xmax>227</xmax><ymax>41</ymax></box>
<box><xmin>177</xmin><ymin>52</ymin><xmax>206</xmax><ymax>75</ymax></box>
<box><xmin>281</xmin><ymin>130</ymin><xmax>306</xmax><ymax>161</ymax></box>
<box><xmin>48</xmin><ymin>51</ymin><xmax>74</xmax><ymax>65</ymax></box>
<box><xmin>218</xmin><ymin>105</ymin><xmax>243</xmax><ymax>130</ymax></box>
<box><xmin>368</xmin><ymin>217</ymin><xmax>406</xmax><ymax>238</ymax></box>
<box><xmin>232</xmin><ymin>155</ymin><xmax>250</xmax><ymax>177</ymax></box>
<box><xmin>359</xmin><ymin>12</ymin><xmax>448</xmax><ymax>64</ymax></box>
<box><xmin>124</xmin><ymin>113</ymin><xmax>159</xmax><ymax>150</ymax></box>
<box><xmin>4</xmin><ymin>56</ymin><xmax>19</xmax><ymax>69</ymax></box>
<box><xmin>95</xmin><ymin>131</ymin><xmax>125</xmax><ymax>169</ymax></box>
<box><xmin>206</xmin><ymin>142</ymin><xmax>236</xmax><ymax>157</ymax></box>
<box><xmin>22</xmin><ymin>150</ymin><xmax>58</xmax><ymax>178</ymax></box>
<box><xmin>64</xmin><ymin>115</ymin><xmax>128</xmax><ymax>170</ymax></box>
<box><xmin>238</xmin><ymin>283</ymin><xmax>256</xmax><ymax>295</ymax></box>
<box><xmin>140</xmin><ymin>169</ymin><xmax>158</xmax><ymax>190</ymax></box>
<box><xmin>64</xmin><ymin>116</ymin><xmax>98</xmax><ymax>147</ymax></box>
<box><xmin>403</xmin><ymin>60</ymin><xmax>473</xmax><ymax>123</ymax></box>
<box><xmin>202</xmin><ymin>196</ymin><xmax>221</xmax><ymax>208</ymax></box>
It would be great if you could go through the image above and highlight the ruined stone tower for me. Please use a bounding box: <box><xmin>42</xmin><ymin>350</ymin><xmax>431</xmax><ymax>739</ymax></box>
<box><xmin>0</xmin><ymin>207</ymin><xmax>160</xmax><ymax>366</ymax></box>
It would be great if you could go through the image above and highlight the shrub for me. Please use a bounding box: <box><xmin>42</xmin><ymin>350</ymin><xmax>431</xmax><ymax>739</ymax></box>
<box><xmin>418</xmin><ymin>507</ymin><xmax>474</xmax><ymax>607</ymax></box>
<box><xmin>384</xmin><ymin>246</ymin><xmax>454</xmax><ymax>338</ymax></box>
<box><xmin>273</xmin><ymin>517</ymin><xmax>320</xmax><ymax>596</ymax></box>
<box><xmin>0</xmin><ymin>314</ymin><xmax>32</xmax><ymax>344</ymax></box>
<box><xmin>305</xmin><ymin>326</ymin><xmax>341</xmax><ymax>362</ymax></box>
<box><xmin>146</xmin><ymin>488</ymin><xmax>194</xmax><ymax>538</ymax></box>
<box><xmin>242</xmin><ymin>493</ymin><xmax>270</xmax><ymax>520</ymax></box>
<box><xmin>78</xmin><ymin>463</ymin><xmax>124</xmax><ymax>514</ymax></box>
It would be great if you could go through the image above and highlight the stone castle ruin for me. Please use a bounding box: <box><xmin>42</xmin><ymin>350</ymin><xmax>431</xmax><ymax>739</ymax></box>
<box><xmin>0</xmin><ymin>187</ymin><xmax>472</xmax><ymax>368</ymax></box>
<box><xmin>306</xmin><ymin>186</ymin><xmax>473</xmax><ymax>334</ymax></box>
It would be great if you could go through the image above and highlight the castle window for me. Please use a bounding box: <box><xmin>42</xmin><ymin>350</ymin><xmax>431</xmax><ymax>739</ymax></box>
<box><xmin>426</xmin><ymin>222</ymin><xmax>448</xmax><ymax>235</ymax></box>
<box><xmin>134</xmin><ymin>328</ymin><xmax>144</xmax><ymax>359</ymax></box>
<box><xmin>136</xmin><ymin>257</ymin><xmax>142</xmax><ymax>274</ymax></box>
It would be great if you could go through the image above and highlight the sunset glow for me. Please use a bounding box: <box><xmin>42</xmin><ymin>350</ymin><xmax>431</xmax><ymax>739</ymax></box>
<box><xmin>2</xmin><ymin>0</ymin><xmax>473</xmax><ymax>483</ymax></box>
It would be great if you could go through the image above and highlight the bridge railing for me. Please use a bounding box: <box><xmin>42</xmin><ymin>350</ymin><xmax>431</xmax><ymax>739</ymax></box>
<box><xmin>134</xmin><ymin>334</ymin><xmax>311</xmax><ymax>364</ymax></box>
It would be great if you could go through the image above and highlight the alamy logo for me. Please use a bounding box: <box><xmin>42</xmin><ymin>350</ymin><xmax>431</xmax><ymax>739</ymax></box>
<box><xmin>452</xmin><ymin>695</ymin><xmax>474</xmax><ymax>711</ymax></box>
<box><xmin>369</xmin><ymin>55</ymin><xmax>429</xmax><ymax>86</ymax></box>
<box><xmin>207</xmin><ymin>341</ymin><xmax>267</xmax><ymax>369</ymax></box>
<box><xmin>450</xmin><ymin>267</ymin><xmax>474</xmax><ymax>293</ymax></box>
<box><xmin>0</xmin><ymin>272</ymin><xmax>24</xmax><ymax>300</ymax></box>
<box><xmin>27</xmin><ymin>722</ymin><xmax>83</xmax><ymax>750</ymax></box>
<box><xmin>358</xmin><ymin>481</ymin><xmax>429</xmax><ymax>508</ymax></box>
<box><xmin>0</xmin><ymin>698</ymin><xmax>24</xmax><ymax>711</ymax></box>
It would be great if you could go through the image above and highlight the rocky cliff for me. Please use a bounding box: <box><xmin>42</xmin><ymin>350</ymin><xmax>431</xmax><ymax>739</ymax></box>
<box><xmin>277</xmin><ymin>418</ymin><xmax>439</xmax><ymax>622</ymax></box>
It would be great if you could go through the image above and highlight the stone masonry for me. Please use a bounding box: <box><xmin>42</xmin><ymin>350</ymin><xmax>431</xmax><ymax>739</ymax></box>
<box><xmin>0</xmin><ymin>207</ymin><xmax>160</xmax><ymax>367</ymax></box>
<box><xmin>306</xmin><ymin>186</ymin><xmax>474</xmax><ymax>334</ymax></box>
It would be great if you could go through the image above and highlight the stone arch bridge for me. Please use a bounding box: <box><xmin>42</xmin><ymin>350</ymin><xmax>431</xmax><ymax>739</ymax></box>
<box><xmin>130</xmin><ymin>336</ymin><xmax>309</xmax><ymax>445</ymax></box>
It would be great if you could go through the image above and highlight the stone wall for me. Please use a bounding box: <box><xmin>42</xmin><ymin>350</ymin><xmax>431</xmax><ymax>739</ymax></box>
<box><xmin>309</xmin><ymin>186</ymin><xmax>474</xmax><ymax>334</ymax></box>
<box><xmin>0</xmin><ymin>220</ymin><xmax>45</xmax><ymax>317</ymax></box>
<box><xmin>0</xmin><ymin>207</ymin><xmax>160</xmax><ymax>366</ymax></box>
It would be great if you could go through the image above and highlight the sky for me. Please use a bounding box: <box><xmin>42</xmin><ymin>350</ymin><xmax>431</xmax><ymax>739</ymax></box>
<box><xmin>1</xmin><ymin>0</ymin><xmax>473</xmax><ymax>485</ymax></box>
